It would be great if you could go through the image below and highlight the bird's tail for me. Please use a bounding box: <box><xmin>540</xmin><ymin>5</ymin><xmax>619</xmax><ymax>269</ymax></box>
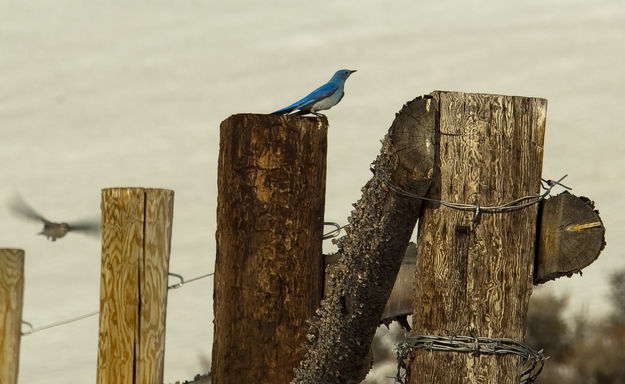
<box><xmin>271</xmin><ymin>106</ymin><xmax>296</xmax><ymax>115</ymax></box>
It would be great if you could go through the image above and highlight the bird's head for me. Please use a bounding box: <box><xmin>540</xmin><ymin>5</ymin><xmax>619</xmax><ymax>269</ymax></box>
<box><xmin>332</xmin><ymin>69</ymin><xmax>357</xmax><ymax>82</ymax></box>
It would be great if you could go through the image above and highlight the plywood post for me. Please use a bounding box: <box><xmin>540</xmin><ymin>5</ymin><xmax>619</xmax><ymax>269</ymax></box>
<box><xmin>97</xmin><ymin>188</ymin><xmax>174</xmax><ymax>384</ymax></box>
<box><xmin>0</xmin><ymin>249</ymin><xmax>24</xmax><ymax>384</ymax></box>
<box><xmin>212</xmin><ymin>114</ymin><xmax>327</xmax><ymax>384</ymax></box>
<box><xmin>411</xmin><ymin>92</ymin><xmax>547</xmax><ymax>383</ymax></box>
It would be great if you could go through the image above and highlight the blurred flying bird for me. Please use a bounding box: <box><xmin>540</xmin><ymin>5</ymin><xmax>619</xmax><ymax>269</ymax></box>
<box><xmin>9</xmin><ymin>195</ymin><xmax>100</xmax><ymax>241</ymax></box>
<box><xmin>271</xmin><ymin>69</ymin><xmax>356</xmax><ymax>116</ymax></box>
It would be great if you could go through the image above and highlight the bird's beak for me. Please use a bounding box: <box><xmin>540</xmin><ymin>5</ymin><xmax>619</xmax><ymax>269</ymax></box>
<box><xmin>349</xmin><ymin>70</ymin><xmax>357</xmax><ymax>75</ymax></box>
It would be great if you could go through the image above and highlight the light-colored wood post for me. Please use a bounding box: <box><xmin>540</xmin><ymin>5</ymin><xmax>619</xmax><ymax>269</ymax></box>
<box><xmin>0</xmin><ymin>249</ymin><xmax>24</xmax><ymax>384</ymax></box>
<box><xmin>212</xmin><ymin>114</ymin><xmax>327</xmax><ymax>384</ymax></box>
<box><xmin>97</xmin><ymin>188</ymin><xmax>174</xmax><ymax>384</ymax></box>
<box><xmin>411</xmin><ymin>92</ymin><xmax>547</xmax><ymax>383</ymax></box>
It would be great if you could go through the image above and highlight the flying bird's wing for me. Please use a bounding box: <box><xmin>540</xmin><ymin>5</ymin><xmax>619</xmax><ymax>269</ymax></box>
<box><xmin>9</xmin><ymin>195</ymin><xmax>51</xmax><ymax>224</ymax></box>
<box><xmin>67</xmin><ymin>219</ymin><xmax>101</xmax><ymax>235</ymax></box>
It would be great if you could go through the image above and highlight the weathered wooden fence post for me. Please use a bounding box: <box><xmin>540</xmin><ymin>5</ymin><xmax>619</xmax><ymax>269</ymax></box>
<box><xmin>0</xmin><ymin>249</ymin><xmax>24</xmax><ymax>384</ymax></box>
<box><xmin>97</xmin><ymin>188</ymin><xmax>174</xmax><ymax>384</ymax></box>
<box><xmin>212</xmin><ymin>114</ymin><xmax>327</xmax><ymax>383</ymax></box>
<box><xmin>410</xmin><ymin>92</ymin><xmax>547</xmax><ymax>383</ymax></box>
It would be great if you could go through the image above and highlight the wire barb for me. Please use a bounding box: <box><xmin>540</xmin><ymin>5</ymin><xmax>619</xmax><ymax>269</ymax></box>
<box><xmin>472</xmin><ymin>202</ymin><xmax>481</xmax><ymax>225</ymax></box>
<box><xmin>541</xmin><ymin>175</ymin><xmax>571</xmax><ymax>191</ymax></box>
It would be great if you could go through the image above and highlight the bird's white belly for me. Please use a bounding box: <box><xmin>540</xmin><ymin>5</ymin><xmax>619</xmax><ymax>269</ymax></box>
<box><xmin>311</xmin><ymin>90</ymin><xmax>343</xmax><ymax>112</ymax></box>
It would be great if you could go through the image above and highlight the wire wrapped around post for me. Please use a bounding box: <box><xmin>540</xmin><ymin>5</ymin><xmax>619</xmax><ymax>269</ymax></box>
<box><xmin>395</xmin><ymin>335</ymin><xmax>545</xmax><ymax>384</ymax></box>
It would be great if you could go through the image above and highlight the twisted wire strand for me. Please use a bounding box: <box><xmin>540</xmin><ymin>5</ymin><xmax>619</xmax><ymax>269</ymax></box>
<box><xmin>379</xmin><ymin>173</ymin><xmax>570</xmax><ymax>215</ymax></box>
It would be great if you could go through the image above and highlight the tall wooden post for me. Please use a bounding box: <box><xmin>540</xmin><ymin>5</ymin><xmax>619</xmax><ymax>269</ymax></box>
<box><xmin>411</xmin><ymin>92</ymin><xmax>547</xmax><ymax>383</ymax></box>
<box><xmin>212</xmin><ymin>114</ymin><xmax>327</xmax><ymax>384</ymax></box>
<box><xmin>0</xmin><ymin>249</ymin><xmax>24</xmax><ymax>384</ymax></box>
<box><xmin>97</xmin><ymin>188</ymin><xmax>174</xmax><ymax>384</ymax></box>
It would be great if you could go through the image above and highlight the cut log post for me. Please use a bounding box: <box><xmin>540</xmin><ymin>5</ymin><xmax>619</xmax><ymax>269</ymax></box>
<box><xmin>411</xmin><ymin>91</ymin><xmax>547</xmax><ymax>383</ymax></box>
<box><xmin>0</xmin><ymin>249</ymin><xmax>24</xmax><ymax>384</ymax></box>
<box><xmin>535</xmin><ymin>191</ymin><xmax>605</xmax><ymax>284</ymax></box>
<box><xmin>293</xmin><ymin>97</ymin><xmax>436</xmax><ymax>383</ymax></box>
<box><xmin>97</xmin><ymin>188</ymin><xmax>174</xmax><ymax>384</ymax></box>
<box><xmin>212</xmin><ymin>114</ymin><xmax>327</xmax><ymax>384</ymax></box>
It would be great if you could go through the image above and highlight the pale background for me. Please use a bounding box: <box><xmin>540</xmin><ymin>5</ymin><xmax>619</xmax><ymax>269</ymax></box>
<box><xmin>1</xmin><ymin>1</ymin><xmax>623</xmax><ymax>382</ymax></box>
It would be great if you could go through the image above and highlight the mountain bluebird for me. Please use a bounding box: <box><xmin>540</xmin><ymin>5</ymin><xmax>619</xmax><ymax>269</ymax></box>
<box><xmin>271</xmin><ymin>69</ymin><xmax>356</xmax><ymax>116</ymax></box>
<box><xmin>9</xmin><ymin>195</ymin><xmax>100</xmax><ymax>241</ymax></box>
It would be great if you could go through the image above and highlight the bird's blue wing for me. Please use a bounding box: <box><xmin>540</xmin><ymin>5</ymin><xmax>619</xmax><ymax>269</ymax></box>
<box><xmin>272</xmin><ymin>82</ymin><xmax>339</xmax><ymax>114</ymax></box>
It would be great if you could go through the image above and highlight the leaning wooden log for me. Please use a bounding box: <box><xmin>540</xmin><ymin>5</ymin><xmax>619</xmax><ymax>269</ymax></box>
<box><xmin>535</xmin><ymin>191</ymin><xmax>605</xmax><ymax>284</ymax></box>
<box><xmin>325</xmin><ymin>243</ymin><xmax>417</xmax><ymax>325</ymax></box>
<box><xmin>292</xmin><ymin>96</ymin><xmax>436</xmax><ymax>384</ymax></box>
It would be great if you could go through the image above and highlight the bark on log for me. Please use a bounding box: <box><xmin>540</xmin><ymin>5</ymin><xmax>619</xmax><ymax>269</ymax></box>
<box><xmin>212</xmin><ymin>114</ymin><xmax>327</xmax><ymax>384</ymax></box>
<box><xmin>411</xmin><ymin>91</ymin><xmax>547</xmax><ymax>383</ymax></box>
<box><xmin>293</xmin><ymin>97</ymin><xmax>436</xmax><ymax>384</ymax></box>
<box><xmin>325</xmin><ymin>243</ymin><xmax>417</xmax><ymax>324</ymax></box>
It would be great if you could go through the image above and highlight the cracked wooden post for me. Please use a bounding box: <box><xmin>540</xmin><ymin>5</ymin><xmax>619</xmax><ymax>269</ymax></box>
<box><xmin>97</xmin><ymin>188</ymin><xmax>174</xmax><ymax>384</ymax></box>
<box><xmin>212</xmin><ymin>114</ymin><xmax>327</xmax><ymax>384</ymax></box>
<box><xmin>0</xmin><ymin>249</ymin><xmax>24</xmax><ymax>384</ymax></box>
<box><xmin>293</xmin><ymin>97</ymin><xmax>436</xmax><ymax>383</ymax></box>
<box><xmin>411</xmin><ymin>92</ymin><xmax>547</xmax><ymax>383</ymax></box>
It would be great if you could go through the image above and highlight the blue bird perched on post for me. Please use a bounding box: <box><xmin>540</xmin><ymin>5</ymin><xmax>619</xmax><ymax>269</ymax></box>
<box><xmin>271</xmin><ymin>69</ymin><xmax>356</xmax><ymax>116</ymax></box>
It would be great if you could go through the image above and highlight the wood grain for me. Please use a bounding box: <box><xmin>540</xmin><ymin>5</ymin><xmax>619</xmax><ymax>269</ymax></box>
<box><xmin>411</xmin><ymin>91</ymin><xmax>547</xmax><ymax>384</ymax></box>
<box><xmin>97</xmin><ymin>188</ymin><xmax>173</xmax><ymax>384</ymax></box>
<box><xmin>212</xmin><ymin>114</ymin><xmax>327</xmax><ymax>384</ymax></box>
<box><xmin>535</xmin><ymin>192</ymin><xmax>605</xmax><ymax>284</ymax></box>
<box><xmin>137</xmin><ymin>189</ymin><xmax>174</xmax><ymax>384</ymax></box>
<box><xmin>0</xmin><ymin>249</ymin><xmax>24</xmax><ymax>384</ymax></box>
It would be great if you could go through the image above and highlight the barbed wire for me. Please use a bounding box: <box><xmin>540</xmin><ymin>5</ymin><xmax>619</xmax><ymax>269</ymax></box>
<box><xmin>395</xmin><ymin>334</ymin><xmax>545</xmax><ymax>384</ymax></box>
<box><xmin>21</xmin><ymin>270</ymin><xmax>214</xmax><ymax>336</ymax></box>
<box><xmin>20</xmin><ymin>175</ymin><xmax>569</xmax><ymax>339</ymax></box>
<box><xmin>379</xmin><ymin>172</ymin><xmax>570</xmax><ymax>223</ymax></box>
